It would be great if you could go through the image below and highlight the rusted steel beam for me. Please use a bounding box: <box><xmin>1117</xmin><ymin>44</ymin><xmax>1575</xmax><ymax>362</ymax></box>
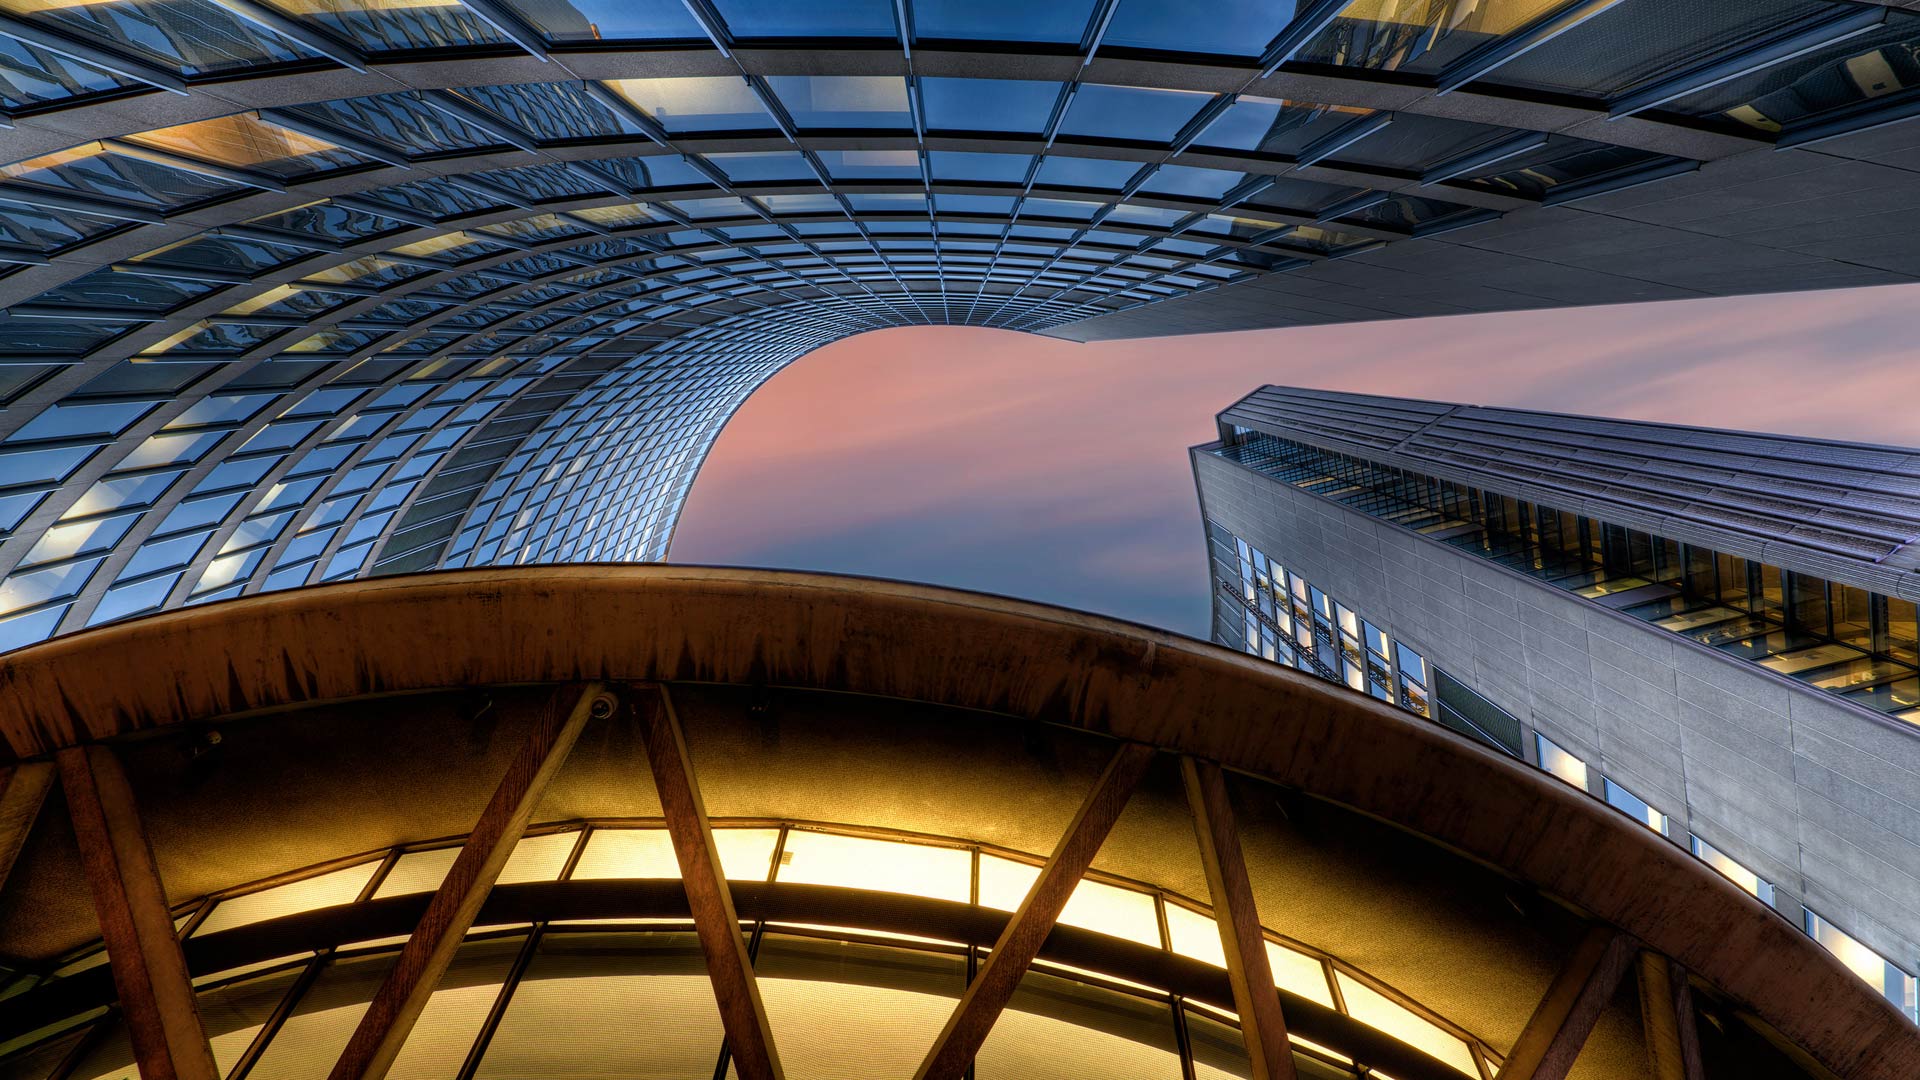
<box><xmin>914</xmin><ymin>741</ymin><xmax>1157</xmax><ymax>1080</ymax></box>
<box><xmin>639</xmin><ymin>682</ymin><xmax>785</xmax><ymax>1080</ymax></box>
<box><xmin>58</xmin><ymin>745</ymin><xmax>219</xmax><ymax>1080</ymax></box>
<box><xmin>0</xmin><ymin>762</ymin><xmax>52</xmax><ymax>895</ymax></box>
<box><xmin>326</xmin><ymin>683</ymin><xmax>609</xmax><ymax>1080</ymax></box>
<box><xmin>1182</xmin><ymin>757</ymin><xmax>1296</xmax><ymax>1080</ymax></box>
<box><xmin>1496</xmin><ymin>925</ymin><xmax>1637</xmax><ymax>1080</ymax></box>
<box><xmin>1638</xmin><ymin>952</ymin><xmax>1704</xmax><ymax>1080</ymax></box>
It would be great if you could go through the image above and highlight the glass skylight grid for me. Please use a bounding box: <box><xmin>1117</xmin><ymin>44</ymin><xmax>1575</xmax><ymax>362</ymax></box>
<box><xmin>0</xmin><ymin>0</ymin><xmax>1872</xmax><ymax>655</ymax></box>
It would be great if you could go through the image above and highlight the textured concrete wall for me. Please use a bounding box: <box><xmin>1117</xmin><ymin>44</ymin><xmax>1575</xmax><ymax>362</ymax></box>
<box><xmin>1193</xmin><ymin>448</ymin><xmax>1920</xmax><ymax>973</ymax></box>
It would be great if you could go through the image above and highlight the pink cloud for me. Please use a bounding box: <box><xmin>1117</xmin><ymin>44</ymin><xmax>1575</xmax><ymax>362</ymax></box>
<box><xmin>669</xmin><ymin>284</ymin><xmax>1920</xmax><ymax>629</ymax></box>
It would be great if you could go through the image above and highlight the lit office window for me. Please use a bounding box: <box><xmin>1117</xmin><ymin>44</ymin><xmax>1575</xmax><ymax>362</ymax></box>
<box><xmin>1533</xmin><ymin>733</ymin><xmax>1589</xmax><ymax>792</ymax></box>
<box><xmin>1395</xmin><ymin>643</ymin><xmax>1431</xmax><ymax>718</ymax></box>
<box><xmin>1688</xmin><ymin>835</ymin><xmax>1775</xmax><ymax>906</ymax></box>
<box><xmin>1334</xmin><ymin>602</ymin><xmax>1366</xmax><ymax>692</ymax></box>
<box><xmin>1360</xmin><ymin>619</ymin><xmax>1394</xmax><ymax>702</ymax></box>
<box><xmin>1805</xmin><ymin>911</ymin><xmax>1919</xmax><ymax>1019</ymax></box>
<box><xmin>1207</xmin><ymin>432</ymin><xmax>1920</xmax><ymax>727</ymax></box>
<box><xmin>1600</xmin><ymin>776</ymin><xmax>1668</xmax><ymax>835</ymax></box>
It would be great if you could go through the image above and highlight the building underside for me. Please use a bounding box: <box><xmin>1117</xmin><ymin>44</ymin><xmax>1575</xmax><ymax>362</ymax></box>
<box><xmin>3</xmin><ymin>0</ymin><xmax>1920</xmax><ymax>646</ymax></box>
<box><xmin>0</xmin><ymin>566</ymin><xmax>1916</xmax><ymax>1080</ymax></box>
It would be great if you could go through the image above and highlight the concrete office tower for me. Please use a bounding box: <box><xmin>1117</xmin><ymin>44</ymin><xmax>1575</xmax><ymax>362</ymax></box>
<box><xmin>1191</xmin><ymin>385</ymin><xmax>1920</xmax><ymax>1023</ymax></box>
<box><xmin>6</xmin><ymin>1</ymin><xmax>1920</xmax><ymax>647</ymax></box>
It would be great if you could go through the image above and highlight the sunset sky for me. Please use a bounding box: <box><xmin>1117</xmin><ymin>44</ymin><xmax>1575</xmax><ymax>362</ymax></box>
<box><xmin>670</xmin><ymin>284</ymin><xmax>1920</xmax><ymax>637</ymax></box>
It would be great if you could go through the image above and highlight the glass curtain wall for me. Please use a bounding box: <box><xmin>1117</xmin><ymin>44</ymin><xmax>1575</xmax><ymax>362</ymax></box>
<box><xmin>1210</xmin><ymin>433</ymin><xmax>1920</xmax><ymax>725</ymax></box>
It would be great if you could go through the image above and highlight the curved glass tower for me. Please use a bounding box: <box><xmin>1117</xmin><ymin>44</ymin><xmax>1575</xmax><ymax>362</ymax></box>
<box><xmin>2</xmin><ymin>0</ymin><xmax>1920</xmax><ymax>649</ymax></box>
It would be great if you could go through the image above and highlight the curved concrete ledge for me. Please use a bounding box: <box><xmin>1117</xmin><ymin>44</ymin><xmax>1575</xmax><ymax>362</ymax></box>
<box><xmin>0</xmin><ymin>564</ymin><xmax>1913</xmax><ymax>1077</ymax></box>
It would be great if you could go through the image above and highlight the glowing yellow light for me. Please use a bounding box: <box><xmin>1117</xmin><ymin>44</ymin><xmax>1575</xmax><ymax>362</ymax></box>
<box><xmin>1060</xmin><ymin>878</ymin><xmax>1161</xmax><ymax>947</ymax></box>
<box><xmin>20</xmin><ymin>516</ymin><xmax>118</xmax><ymax>566</ymax></box>
<box><xmin>1334</xmin><ymin>0</ymin><xmax>1568</xmax><ymax>35</ymax></box>
<box><xmin>571</xmin><ymin>203</ymin><xmax>653</xmax><ymax>226</ymax></box>
<box><xmin>1208</xmin><ymin>213</ymin><xmax>1290</xmax><ymax>232</ymax></box>
<box><xmin>121</xmin><ymin>114</ymin><xmax>338</xmax><ymax>169</ymax></box>
<box><xmin>763</xmin><ymin>921</ymin><xmax>963</xmax><ymax>948</ymax></box>
<box><xmin>138</xmin><ymin>325</ymin><xmax>206</xmax><ymax>356</ymax></box>
<box><xmin>59</xmin><ymin>480</ymin><xmax>132</xmax><ymax>523</ymax></box>
<box><xmin>1265</xmin><ymin>942</ymin><xmax>1337</xmax><ymax>1009</ymax></box>
<box><xmin>1832</xmin><ymin>936</ymin><xmax>1890</xmax><ymax>989</ymax></box>
<box><xmin>977</xmin><ymin>855</ymin><xmax>1160</xmax><ymax>947</ymax></box>
<box><xmin>1239</xmin><ymin>95</ymin><xmax>1374</xmax><ymax>120</ymax></box>
<box><xmin>1697</xmin><ymin>846</ymin><xmax>1765</xmax><ymax>899</ymax></box>
<box><xmin>304</xmin><ymin>256</ymin><xmax>395</xmax><ymax>284</ymax></box>
<box><xmin>480</xmin><ymin>214</ymin><xmax>573</xmax><ymax>239</ymax></box>
<box><xmin>117</xmin><ymin>432</ymin><xmax>212</xmax><ymax>470</ymax></box>
<box><xmin>373</xmin><ymin>832</ymin><xmax>579</xmax><ymax>899</ymax></box>
<box><xmin>192</xmin><ymin>861</ymin><xmax>381</xmax><ymax>937</ymax></box>
<box><xmin>571</xmin><ymin>827</ymin><xmax>780</xmax><ymax>881</ymax></box>
<box><xmin>572</xmin><ymin>829</ymin><xmax>678</xmax><ymax>879</ymax></box>
<box><xmin>775</xmin><ymin>831</ymin><xmax>970</xmax><ymax>903</ymax></box>
<box><xmin>284</xmin><ymin>332</ymin><xmax>343</xmax><ymax>353</ymax></box>
<box><xmin>752</xmin><ymin>964</ymin><xmax>959</xmax><ymax>1080</ymax></box>
<box><xmin>222</xmin><ymin>284</ymin><xmax>306</xmax><ymax>316</ymax></box>
<box><xmin>977</xmin><ymin>853</ymin><xmax>1039</xmax><ymax>911</ymax></box>
<box><xmin>1335</xmin><ymin>972</ymin><xmax>1479</xmax><ymax>1077</ymax></box>
<box><xmin>1809</xmin><ymin>915</ymin><xmax>1895</xmax><ymax>993</ymax></box>
<box><xmin>1168</xmin><ymin>902</ymin><xmax>1340</xmax><ymax>1008</ymax></box>
<box><xmin>195</xmin><ymin>551</ymin><xmax>255</xmax><ymax>592</ymax></box>
<box><xmin>1724</xmin><ymin>104</ymin><xmax>1782</xmax><ymax>133</ymax></box>
<box><xmin>1164</xmin><ymin>901</ymin><xmax>1226</xmax><ymax>966</ymax></box>
<box><xmin>0</xmin><ymin>143</ymin><xmax>106</xmax><ymax>180</ymax></box>
<box><xmin>1535</xmin><ymin>737</ymin><xmax>1589</xmax><ymax>791</ymax></box>
<box><xmin>388</xmin><ymin>232</ymin><xmax>481</xmax><ymax>258</ymax></box>
<box><xmin>498</xmin><ymin>831</ymin><xmax>576</xmax><ymax>883</ymax></box>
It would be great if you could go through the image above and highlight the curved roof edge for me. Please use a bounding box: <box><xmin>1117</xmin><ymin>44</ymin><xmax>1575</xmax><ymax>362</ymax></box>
<box><xmin>0</xmin><ymin>564</ymin><xmax>1914</xmax><ymax>1077</ymax></box>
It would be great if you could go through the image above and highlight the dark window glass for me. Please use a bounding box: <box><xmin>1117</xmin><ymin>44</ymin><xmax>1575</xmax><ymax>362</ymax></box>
<box><xmin>0</xmin><ymin>36</ymin><xmax>137</xmax><ymax>111</ymax></box>
<box><xmin>17</xmin><ymin>0</ymin><xmax>310</xmax><ymax>76</ymax></box>
<box><xmin>1663</xmin><ymin>11</ymin><xmax>1920</xmax><ymax>137</ymax></box>
<box><xmin>920</xmin><ymin>77</ymin><xmax>1062</xmax><ymax>133</ymax></box>
<box><xmin>927</xmin><ymin>152</ymin><xmax>1034</xmax><ymax>183</ymax></box>
<box><xmin>765</xmin><ymin>75</ymin><xmax>912</xmax><ymax>128</ymax></box>
<box><xmin>712</xmin><ymin>0</ymin><xmax>895</xmax><ymax>38</ymax></box>
<box><xmin>1058</xmin><ymin>84</ymin><xmax>1210</xmax><ymax>142</ymax></box>
<box><xmin>497</xmin><ymin>0</ymin><xmax>705</xmax><ymax>43</ymax></box>
<box><xmin>1104</xmin><ymin>0</ymin><xmax>1294</xmax><ymax>59</ymax></box>
<box><xmin>913</xmin><ymin>0</ymin><xmax>1095</xmax><ymax>43</ymax></box>
<box><xmin>1034</xmin><ymin>155</ymin><xmax>1139</xmax><ymax>191</ymax></box>
<box><xmin>1789</xmin><ymin>573</ymin><xmax>1832</xmax><ymax>636</ymax></box>
<box><xmin>262</xmin><ymin>0</ymin><xmax>510</xmax><ymax>52</ymax></box>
